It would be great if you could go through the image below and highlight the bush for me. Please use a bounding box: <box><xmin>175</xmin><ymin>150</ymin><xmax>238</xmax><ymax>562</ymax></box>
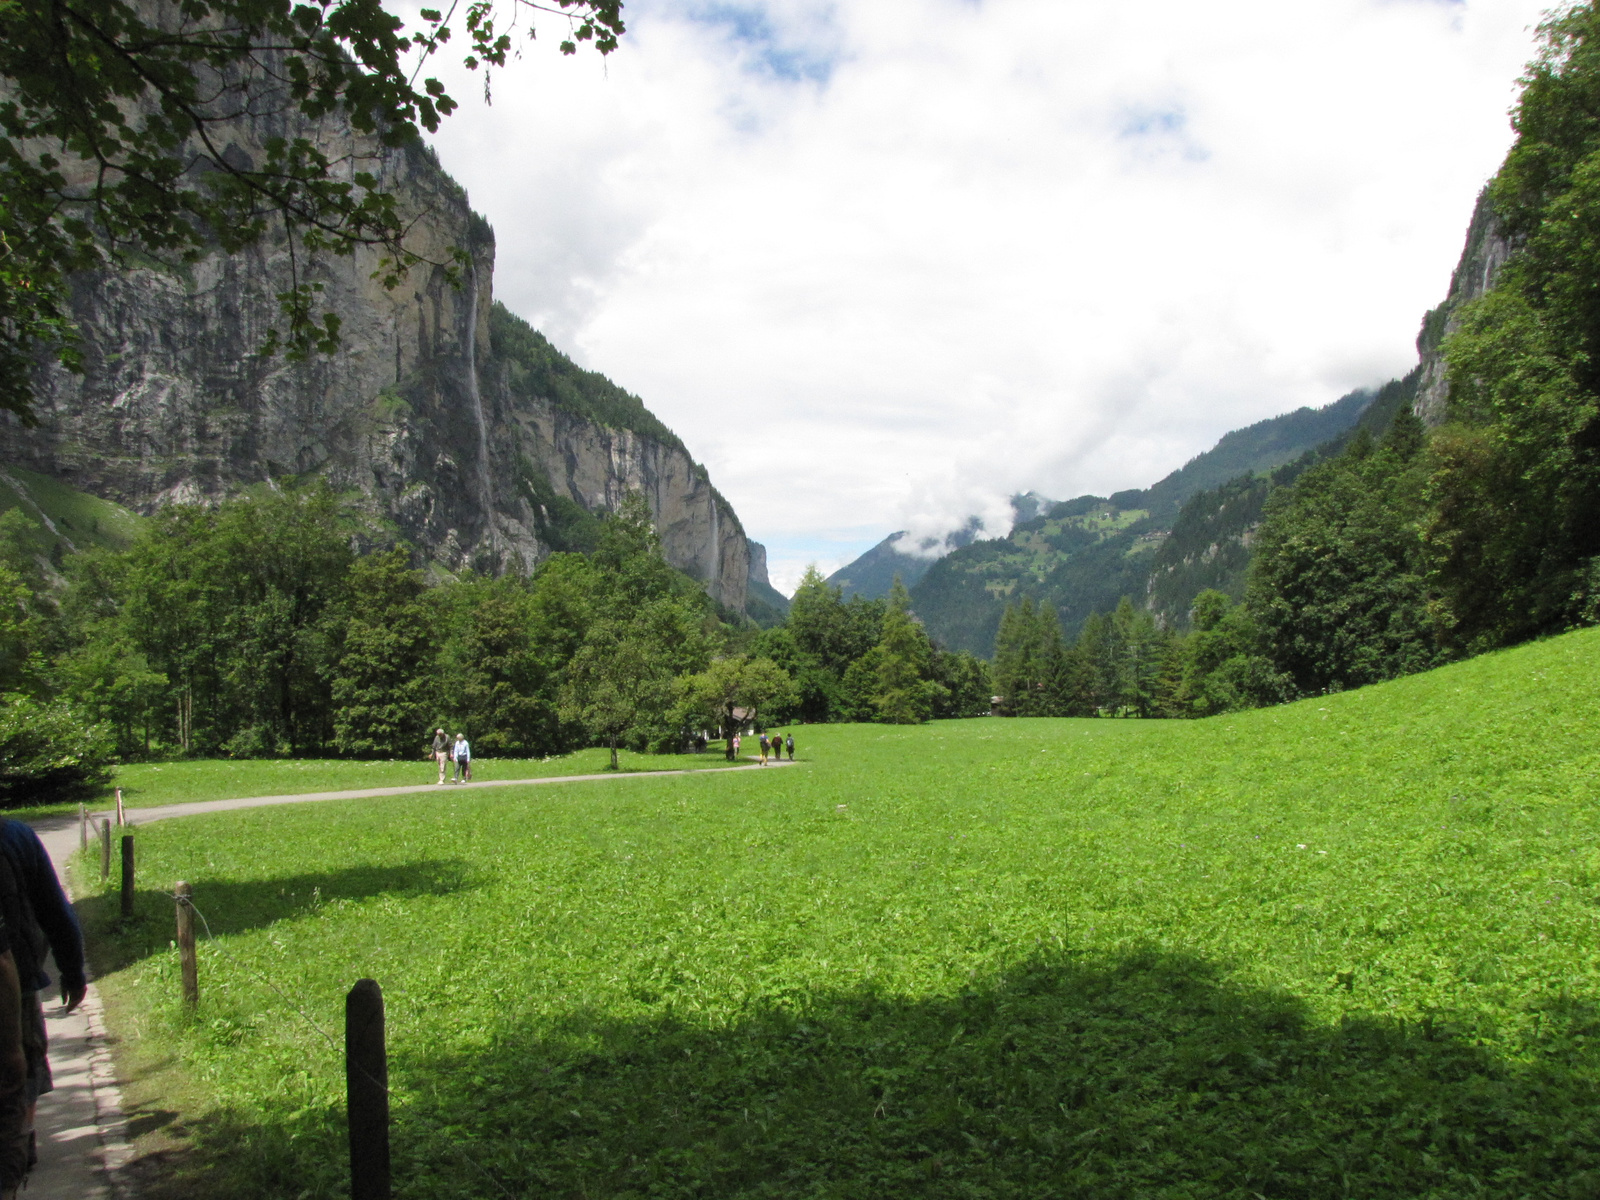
<box><xmin>0</xmin><ymin>695</ymin><xmax>115</xmax><ymax>806</ymax></box>
<box><xmin>223</xmin><ymin>725</ymin><xmax>288</xmax><ymax>760</ymax></box>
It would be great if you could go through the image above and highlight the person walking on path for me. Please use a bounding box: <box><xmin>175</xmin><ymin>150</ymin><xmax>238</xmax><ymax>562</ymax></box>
<box><xmin>0</xmin><ymin>818</ymin><xmax>84</xmax><ymax>1187</ymax></box>
<box><xmin>452</xmin><ymin>733</ymin><xmax>472</xmax><ymax>783</ymax></box>
<box><xmin>758</xmin><ymin>733</ymin><xmax>770</xmax><ymax>765</ymax></box>
<box><xmin>785</xmin><ymin>733</ymin><xmax>795</xmax><ymax>761</ymax></box>
<box><xmin>732</xmin><ymin>733</ymin><xmax>741</xmax><ymax>760</ymax></box>
<box><xmin>431</xmin><ymin>728</ymin><xmax>451</xmax><ymax>784</ymax></box>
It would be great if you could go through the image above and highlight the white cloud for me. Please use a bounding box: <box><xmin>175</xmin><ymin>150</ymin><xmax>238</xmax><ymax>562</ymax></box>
<box><xmin>427</xmin><ymin>0</ymin><xmax>1550</xmax><ymax>593</ymax></box>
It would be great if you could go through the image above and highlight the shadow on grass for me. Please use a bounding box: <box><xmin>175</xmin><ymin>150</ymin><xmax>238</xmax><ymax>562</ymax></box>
<box><xmin>115</xmin><ymin>948</ymin><xmax>1600</xmax><ymax>1199</ymax></box>
<box><xmin>78</xmin><ymin>859</ymin><xmax>477</xmax><ymax>974</ymax></box>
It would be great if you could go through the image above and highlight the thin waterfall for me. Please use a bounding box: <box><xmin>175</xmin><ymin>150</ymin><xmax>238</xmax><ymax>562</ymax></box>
<box><xmin>709</xmin><ymin>497</ymin><xmax>721</xmax><ymax>593</ymax></box>
<box><xmin>464</xmin><ymin>261</ymin><xmax>495</xmax><ymax>548</ymax></box>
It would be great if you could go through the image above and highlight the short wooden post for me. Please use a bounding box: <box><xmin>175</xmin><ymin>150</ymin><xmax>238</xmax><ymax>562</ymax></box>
<box><xmin>115</xmin><ymin>787</ymin><xmax>124</xmax><ymax>827</ymax></box>
<box><xmin>175</xmin><ymin>881</ymin><xmax>197</xmax><ymax>1007</ymax></box>
<box><xmin>346</xmin><ymin>978</ymin><xmax>390</xmax><ymax>1200</ymax></box>
<box><xmin>119</xmin><ymin>832</ymin><xmax>134</xmax><ymax>919</ymax></box>
<box><xmin>99</xmin><ymin>820</ymin><xmax>111</xmax><ymax>882</ymax></box>
<box><xmin>78</xmin><ymin>804</ymin><xmax>87</xmax><ymax>853</ymax></box>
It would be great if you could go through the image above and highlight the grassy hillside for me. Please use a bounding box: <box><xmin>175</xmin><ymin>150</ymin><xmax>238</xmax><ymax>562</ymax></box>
<box><xmin>0</xmin><ymin>465</ymin><xmax>143</xmax><ymax>555</ymax></box>
<box><xmin>77</xmin><ymin>627</ymin><xmax>1600</xmax><ymax>1198</ymax></box>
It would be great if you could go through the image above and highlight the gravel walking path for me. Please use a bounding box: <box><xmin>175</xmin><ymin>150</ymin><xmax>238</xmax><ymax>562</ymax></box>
<box><xmin>24</xmin><ymin>757</ymin><xmax>798</xmax><ymax>1196</ymax></box>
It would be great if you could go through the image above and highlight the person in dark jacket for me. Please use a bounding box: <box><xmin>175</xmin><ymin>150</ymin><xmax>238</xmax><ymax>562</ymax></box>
<box><xmin>0</xmin><ymin>850</ymin><xmax>31</xmax><ymax>1198</ymax></box>
<box><xmin>0</xmin><ymin>818</ymin><xmax>85</xmax><ymax>1177</ymax></box>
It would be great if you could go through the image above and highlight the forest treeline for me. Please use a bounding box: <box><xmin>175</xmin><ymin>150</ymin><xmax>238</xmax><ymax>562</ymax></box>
<box><xmin>0</xmin><ymin>488</ymin><xmax>989</xmax><ymax>801</ymax></box>
<box><xmin>987</xmin><ymin>408</ymin><xmax>1435</xmax><ymax>718</ymax></box>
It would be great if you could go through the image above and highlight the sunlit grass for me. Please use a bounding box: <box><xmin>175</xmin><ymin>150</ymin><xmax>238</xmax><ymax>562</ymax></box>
<box><xmin>108</xmin><ymin>746</ymin><xmax>750</xmax><ymax>810</ymax></box>
<box><xmin>80</xmin><ymin>627</ymin><xmax>1600</xmax><ymax>1197</ymax></box>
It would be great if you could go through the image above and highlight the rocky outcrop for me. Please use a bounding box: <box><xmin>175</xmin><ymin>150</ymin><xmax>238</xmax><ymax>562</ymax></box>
<box><xmin>510</xmin><ymin>402</ymin><xmax>750</xmax><ymax>607</ymax></box>
<box><xmin>1414</xmin><ymin>189</ymin><xmax>1519</xmax><ymax>426</ymax></box>
<box><xmin>1</xmin><ymin>124</ymin><xmax>753</xmax><ymax>611</ymax></box>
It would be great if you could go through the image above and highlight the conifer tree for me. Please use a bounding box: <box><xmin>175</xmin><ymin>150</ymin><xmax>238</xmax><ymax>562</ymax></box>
<box><xmin>874</xmin><ymin>577</ymin><xmax>945</xmax><ymax>724</ymax></box>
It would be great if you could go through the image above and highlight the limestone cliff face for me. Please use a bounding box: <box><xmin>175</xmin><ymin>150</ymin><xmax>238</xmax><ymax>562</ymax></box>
<box><xmin>507</xmin><ymin>401</ymin><xmax>750</xmax><ymax>606</ymax></box>
<box><xmin>1414</xmin><ymin>189</ymin><xmax>1519</xmax><ymax>426</ymax></box>
<box><xmin>1</xmin><ymin>129</ymin><xmax>752</xmax><ymax>611</ymax></box>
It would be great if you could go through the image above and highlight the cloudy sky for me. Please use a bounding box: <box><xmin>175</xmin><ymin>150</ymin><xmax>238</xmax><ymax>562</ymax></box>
<box><xmin>425</xmin><ymin>0</ymin><xmax>1550</xmax><ymax>593</ymax></box>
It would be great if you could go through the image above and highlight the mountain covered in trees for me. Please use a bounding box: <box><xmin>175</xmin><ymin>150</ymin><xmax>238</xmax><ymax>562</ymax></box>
<box><xmin>892</xmin><ymin>387</ymin><xmax>1377</xmax><ymax>655</ymax></box>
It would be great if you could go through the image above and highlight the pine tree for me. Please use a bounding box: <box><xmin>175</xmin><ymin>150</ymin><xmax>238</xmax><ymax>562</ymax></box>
<box><xmin>874</xmin><ymin>577</ymin><xmax>944</xmax><ymax>724</ymax></box>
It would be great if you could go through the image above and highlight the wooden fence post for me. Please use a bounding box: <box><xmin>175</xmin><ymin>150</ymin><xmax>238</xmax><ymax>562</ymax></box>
<box><xmin>119</xmin><ymin>832</ymin><xmax>134</xmax><ymax>919</ymax></box>
<box><xmin>78</xmin><ymin>804</ymin><xmax>87</xmax><ymax>853</ymax></box>
<box><xmin>346</xmin><ymin>978</ymin><xmax>390</xmax><ymax>1200</ymax></box>
<box><xmin>175</xmin><ymin>881</ymin><xmax>197</xmax><ymax>1007</ymax></box>
<box><xmin>99</xmin><ymin>820</ymin><xmax>110</xmax><ymax>882</ymax></box>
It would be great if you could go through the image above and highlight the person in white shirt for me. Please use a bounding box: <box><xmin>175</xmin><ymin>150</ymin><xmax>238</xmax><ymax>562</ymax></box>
<box><xmin>452</xmin><ymin>733</ymin><xmax>471</xmax><ymax>783</ymax></box>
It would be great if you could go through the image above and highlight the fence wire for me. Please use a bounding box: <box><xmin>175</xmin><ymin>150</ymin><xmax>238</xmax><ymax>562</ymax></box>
<box><xmin>94</xmin><ymin>859</ymin><xmax>521</xmax><ymax>1200</ymax></box>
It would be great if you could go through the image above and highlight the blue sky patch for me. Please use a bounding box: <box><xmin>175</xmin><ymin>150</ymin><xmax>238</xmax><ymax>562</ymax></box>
<box><xmin>680</xmin><ymin>1</ymin><xmax>840</xmax><ymax>84</ymax></box>
<box><xmin>1116</xmin><ymin>104</ymin><xmax>1210</xmax><ymax>163</ymax></box>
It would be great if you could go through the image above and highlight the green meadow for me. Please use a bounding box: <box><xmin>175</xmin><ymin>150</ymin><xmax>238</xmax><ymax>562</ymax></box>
<box><xmin>107</xmin><ymin>747</ymin><xmax>751</xmax><ymax>810</ymax></box>
<box><xmin>80</xmin><ymin>628</ymin><xmax>1600</xmax><ymax>1197</ymax></box>
<box><xmin>0</xmin><ymin>748</ymin><xmax>748</xmax><ymax>823</ymax></box>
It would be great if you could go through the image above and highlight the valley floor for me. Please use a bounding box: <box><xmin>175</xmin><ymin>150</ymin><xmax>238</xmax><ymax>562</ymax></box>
<box><xmin>67</xmin><ymin>628</ymin><xmax>1600</xmax><ymax>1197</ymax></box>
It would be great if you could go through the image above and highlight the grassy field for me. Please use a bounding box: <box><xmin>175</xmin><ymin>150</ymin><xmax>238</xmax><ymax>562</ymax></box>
<box><xmin>1</xmin><ymin>747</ymin><xmax>753</xmax><ymax>823</ymax></box>
<box><xmin>108</xmin><ymin>747</ymin><xmax>756</xmax><ymax>809</ymax></box>
<box><xmin>76</xmin><ymin>628</ymin><xmax>1600</xmax><ymax>1197</ymax></box>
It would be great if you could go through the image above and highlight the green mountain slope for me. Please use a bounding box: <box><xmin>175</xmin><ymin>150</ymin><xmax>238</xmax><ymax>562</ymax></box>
<box><xmin>744</xmin><ymin>576</ymin><xmax>792</xmax><ymax>627</ymax></box>
<box><xmin>1140</xmin><ymin>387</ymin><xmax>1373</xmax><ymax>518</ymax></box>
<box><xmin>910</xmin><ymin>387</ymin><xmax>1386</xmax><ymax>655</ymax></box>
<box><xmin>0</xmin><ymin>465</ymin><xmax>144</xmax><ymax>558</ymax></box>
<box><xmin>492</xmin><ymin>303</ymin><xmax>690</xmax><ymax>455</ymax></box>
<box><xmin>827</xmin><ymin>518</ymin><xmax>985</xmax><ymax>600</ymax></box>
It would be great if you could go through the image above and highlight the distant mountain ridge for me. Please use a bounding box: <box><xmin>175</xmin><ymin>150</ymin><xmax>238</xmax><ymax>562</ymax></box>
<box><xmin>826</xmin><ymin>516</ymin><xmax>987</xmax><ymax>599</ymax></box>
<box><xmin>1138</xmin><ymin>388</ymin><xmax>1374</xmax><ymax>518</ymax></box>
<box><xmin>874</xmin><ymin>387</ymin><xmax>1387</xmax><ymax>656</ymax></box>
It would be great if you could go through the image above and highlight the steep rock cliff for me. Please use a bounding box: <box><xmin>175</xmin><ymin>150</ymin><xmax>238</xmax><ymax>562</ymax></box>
<box><xmin>1414</xmin><ymin>189</ymin><xmax>1518</xmax><ymax>426</ymax></box>
<box><xmin>2</xmin><ymin>125</ymin><xmax>754</xmax><ymax>611</ymax></box>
